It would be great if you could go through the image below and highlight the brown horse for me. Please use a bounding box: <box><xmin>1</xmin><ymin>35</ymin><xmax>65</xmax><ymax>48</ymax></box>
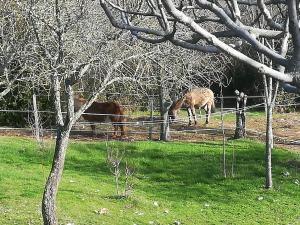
<box><xmin>168</xmin><ymin>88</ymin><xmax>215</xmax><ymax>125</ymax></box>
<box><xmin>74</xmin><ymin>95</ymin><xmax>126</xmax><ymax>136</ymax></box>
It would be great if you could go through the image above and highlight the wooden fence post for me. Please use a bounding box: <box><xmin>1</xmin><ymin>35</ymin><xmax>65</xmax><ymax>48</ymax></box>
<box><xmin>148</xmin><ymin>98</ymin><xmax>154</xmax><ymax>140</ymax></box>
<box><xmin>160</xmin><ymin>101</ymin><xmax>171</xmax><ymax>141</ymax></box>
<box><xmin>242</xmin><ymin>94</ymin><xmax>248</xmax><ymax>137</ymax></box>
<box><xmin>234</xmin><ymin>90</ymin><xmax>247</xmax><ymax>139</ymax></box>
<box><xmin>220</xmin><ymin>91</ymin><xmax>226</xmax><ymax>178</ymax></box>
<box><xmin>32</xmin><ymin>92</ymin><xmax>43</xmax><ymax>147</ymax></box>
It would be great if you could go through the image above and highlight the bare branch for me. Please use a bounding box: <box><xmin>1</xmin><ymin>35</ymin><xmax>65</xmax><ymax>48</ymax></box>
<box><xmin>257</xmin><ymin>0</ymin><xmax>285</xmax><ymax>30</ymax></box>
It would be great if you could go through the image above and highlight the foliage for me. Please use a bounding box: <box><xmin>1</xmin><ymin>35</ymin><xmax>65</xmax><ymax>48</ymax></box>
<box><xmin>106</xmin><ymin>142</ymin><xmax>135</xmax><ymax>197</ymax></box>
<box><xmin>0</xmin><ymin>137</ymin><xmax>299</xmax><ymax>225</ymax></box>
<box><xmin>0</xmin><ymin>89</ymin><xmax>55</xmax><ymax>127</ymax></box>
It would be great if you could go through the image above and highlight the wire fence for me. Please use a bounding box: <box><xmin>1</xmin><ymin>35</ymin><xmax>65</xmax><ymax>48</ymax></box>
<box><xmin>0</xmin><ymin>102</ymin><xmax>299</xmax><ymax>120</ymax></box>
<box><xmin>0</xmin><ymin>96</ymin><xmax>299</xmax><ymax>146</ymax></box>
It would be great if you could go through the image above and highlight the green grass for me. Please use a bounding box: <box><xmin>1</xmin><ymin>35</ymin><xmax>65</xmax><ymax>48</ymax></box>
<box><xmin>0</xmin><ymin>137</ymin><xmax>299</xmax><ymax>225</ymax></box>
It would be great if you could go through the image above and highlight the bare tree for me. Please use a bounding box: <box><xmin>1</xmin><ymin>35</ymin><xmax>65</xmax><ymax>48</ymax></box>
<box><xmin>97</xmin><ymin>0</ymin><xmax>300</xmax><ymax>191</ymax></box>
<box><xmin>99</xmin><ymin>0</ymin><xmax>300</xmax><ymax>92</ymax></box>
<box><xmin>253</xmin><ymin>13</ymin><xmax>290</xmax><ymax>188</ymax></box>
<box><xmin>99</xmin><ymin>0</ymin><xmax>300</xmax><ymax>189</ymax></box>
<box><xmin>19</xmin><ymin>1</ymin><xmax>151</xmax><ymax>224</ymax></box>
<box><xmin>136</xmin><ymin>44</ymin><xmax>232</xmax><ymax>139</ymax></box>
<box><xmin>0</xmin><ymin>1</ymin><xmax>29</xmax><ymax>99</ymax></box>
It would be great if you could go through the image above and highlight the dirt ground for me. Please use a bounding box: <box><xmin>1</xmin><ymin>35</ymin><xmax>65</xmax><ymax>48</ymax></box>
<box><xmin>0</xmin><ymin>111</ymin><xmax>299</xmax><ymax>152</ymax></box>
<box><xmin>71</xmin><ymin>111</ymin><xmax>300</xmax><ymax>152</ymax></box>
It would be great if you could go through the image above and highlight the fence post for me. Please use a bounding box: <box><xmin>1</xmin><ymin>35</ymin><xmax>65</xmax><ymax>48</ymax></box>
<box><xmin>32</xmin><ymin>92</ymin><xmax>43</xmax><ymax>146</ymax></box>
<box><xmin>148</xmin><ymin>98</ymin><xmax>154</xmax><ymax>140</ymax></box>
<box><xmin>242</xmin><ymin>94</ymin><xmax>248</xmax><ymax>137</ymax></box>
<box><xmin>220</xmin><ymin>91</ymin><xmax>226</xmax><ymax>178</ymax></box>
<box><xmin>234</xmin><ymin>90</ymin><xmax>247</xmax><ymax>139</ymax></box>
<box><xmin>160</xmin><ymin>101</ymin><xmax>171</xmax><ymax>141</ymax></box>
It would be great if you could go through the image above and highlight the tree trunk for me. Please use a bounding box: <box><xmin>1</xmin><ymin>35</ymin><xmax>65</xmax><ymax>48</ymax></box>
<box><xmin>160</xmin><ymin>102</ymin><xmax>170</xmax><ymax>141</ymax></box>
<box><xmin>287</xmin><ymin>51</ymin><xmax>300</xmax><ymax>89</ymax></box>
<box><xmin>42</xmin><ymin>127</ymin><xmax>71</xmax><ymax>225</ymax></box>
<box><xmin>263</xmin><ymin>75</ymin><xmax>278</xmax><ymax>189</ymax></box>
<box><xmin>234</xmin><ymin>113</ymin><xmax>244</xmax><ymax>138</ymax></box>
<box><xmin>265</xmin><ymin>104</ymin><xmax>273</xmax><ymax>188</ymax></box>
<box><xmin>234</xmin><ymin>90</ymin><xmax>246</xmax><ymax>139</ymax></box>
<box><xmin>157</xmin><ymin>71</ymin><xmax>171</xmax><ymax>141</ymax></box>
<box><xmin>159</xmin><ymin>90</ymin><xmax>171</xmax><ymax>141</ymax></box>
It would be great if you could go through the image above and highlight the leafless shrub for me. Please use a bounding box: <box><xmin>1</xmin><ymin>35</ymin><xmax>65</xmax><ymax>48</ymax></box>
<box><xmin>275</xmin><ymin>90</ymin><xmax>298</xmax><ymax>113</ymax></box>
<box><xmin>106</xmin><ymin>142</ymin><xmax>135</xmax><ymax>198</ymax></box>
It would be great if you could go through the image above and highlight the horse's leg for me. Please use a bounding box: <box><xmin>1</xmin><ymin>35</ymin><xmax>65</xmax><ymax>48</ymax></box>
<box><xmin>205</xmin><ymin>103</ymin><xmax>211</xmax><ymax>124</ymax></box>
<box><xmin>187</xmin><ymin>108</ymin><xmax>192</xmax><ymax>126</ymax></box>
<box><xmin>198</xmin><ymin>107</ymin><xmax>202</xmax><ymax>121</ymax></box>
<box><xmin>191</xmin><ymin>106</ymin><xmax>197</xmax><ymax>125</ymax></box>
<box><xmin>113</xmin><ymin>124</ymin><xmax>118</xmax><ymax>137</ymax></box>
<box><xmin>120</xmin><ymin>125</ymin><xmax>125</xmax><ymax>137</ymax></box>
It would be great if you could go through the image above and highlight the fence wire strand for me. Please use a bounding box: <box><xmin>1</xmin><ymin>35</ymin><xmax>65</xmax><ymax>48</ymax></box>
<box><xmin>0</xmin><ymin>97</ymin><xmax>299</xmax><ymax>145</ymax></box>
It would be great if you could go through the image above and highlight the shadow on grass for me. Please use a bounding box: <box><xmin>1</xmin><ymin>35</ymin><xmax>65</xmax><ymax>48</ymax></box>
<box><xmin>2</xmin><ymin>137</ymin><xmax>299</xmax><ymax>204</ymax></box>
<box><xmin>115</xmin><ymin>140</ymin><xmax>300</xmax><ymax>202</ymax></box>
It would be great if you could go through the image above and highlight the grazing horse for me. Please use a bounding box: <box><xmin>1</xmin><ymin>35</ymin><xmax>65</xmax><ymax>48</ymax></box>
<box><xmin>74</xmin><ymin>94</ymin><xmax>126</xmax><ymax>136</ymax></box>
<box><xmin>168</xmin><ymin>88</ymin><xmax>215</xmax><ymax>125</ymax></box>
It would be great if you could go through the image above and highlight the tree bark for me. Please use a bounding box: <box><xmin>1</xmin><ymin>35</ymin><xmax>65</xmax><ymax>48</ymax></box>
<box><xmin>100</xmin><ymin>0</ymin><xmax>300</xmax><ymax>91</ymax></box>
<box><xmin>234</xmin><ymin>90</ymin><xmax>246</xmax><ymax>139</ymax></box>
<box><xmin>234</xmin><ymin>116</ymin><xmax>244</xmax><ymax>139</ymax></box>
<box><xmin>42</xmin><ymin>126</ymin><xmax>71</xmax><ymax>225</ymax></box>
<box><xmin>287</xmin><ymin>0</ymin><xmax>300</xmax><ymax>60</ymax></box>
<box><xmin>32</xmin><ymin>92</ymin><xmax>41</xmax><ymax>144</ymax></box>
<box><xmin>265</xmin><ymin>103</ymin><xmax>273</xmax><ymax>188</ymax></box>
<box><xmin>159</xmin><ymin>85</ymin><xmax>171</xmax><ymax>141</ymax></box>
<box><xmin>234</xmin><ymin>94</ymin><xmax>243</xmax><ymax>138</ymax></box>
<box><xmin>160</xmin><ymin>102</ymin><xmax>171</xmax><ymax>141</ymax></box>
<box><xmin>263</xmin><ymin>75</ymin><xmax>278</xmax><ymax>189</ymax></box>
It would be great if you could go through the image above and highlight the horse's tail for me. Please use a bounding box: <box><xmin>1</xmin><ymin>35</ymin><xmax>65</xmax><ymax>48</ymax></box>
<box><xmin>211</xmin><ymin>98</ymin><xmax>216</xmax><ymax>113</ymax></box>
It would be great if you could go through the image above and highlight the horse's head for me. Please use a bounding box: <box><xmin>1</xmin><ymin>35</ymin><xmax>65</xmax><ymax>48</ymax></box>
<box><xmin>74</xmin><ymin>93</ymin><xmax>86</xmax><ymax>103</ymax></box>
<box><xmin>168</xmin><ymin>108</ymin><xmax>177</xmax><ymax>123</ymax></box>
<box><xmin>74</xmin><ymin>93</ymin><xmax>86</xmax><ymax>111</ymax></box>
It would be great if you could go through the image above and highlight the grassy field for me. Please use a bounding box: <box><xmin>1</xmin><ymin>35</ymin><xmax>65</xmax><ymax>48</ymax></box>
<box><xmin>0</xmin><ymin>137</ymin><xmax>299</xmax><ymax>225</ymax></box>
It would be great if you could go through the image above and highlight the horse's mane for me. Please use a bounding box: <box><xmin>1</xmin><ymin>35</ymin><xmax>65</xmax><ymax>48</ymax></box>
<box><xmin>170</xmin><ymin>96</ymin><xmax>185</xmax><ymax>111</ymax></box>
<box><xmin>74</xmin><ymin>94</ymin><xmax>85</xmax><ymax>111</ymax></box>
<box><xmin>74</xmin><ymin>94</ymin><xmax>125</xmax><ymax>118</ymax></box>
<box><xmin>73</xmin><ymin>94</ymin><xmax>126</xmax><ymax>136</ymax></box>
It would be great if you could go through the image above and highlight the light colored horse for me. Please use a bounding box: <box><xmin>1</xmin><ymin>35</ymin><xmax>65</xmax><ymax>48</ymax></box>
<box><xmin>168</xmin><ymin>88</ymin><xmax>215</xmax><ymax>125</ymax></box>
<box><xmin>74</xmin><ymin>94</ymin><xmax>127</xmax><ymax>136</ymax></box>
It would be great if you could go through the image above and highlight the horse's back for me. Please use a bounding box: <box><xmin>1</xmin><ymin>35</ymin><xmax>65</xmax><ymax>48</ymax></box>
<box><xmin>83</xmin><ymin>101</ymin><xmax>125</xmax><ymax>122</ymax></box>
<box><xmin>189</xmin><ymin>88</ymin><xmax>214</xmax><ymax>97</ymax></box>
<box><xmin>186</xmin><ymin>88</ymin><xmax>214</xmax><ymax>107</ymax></box>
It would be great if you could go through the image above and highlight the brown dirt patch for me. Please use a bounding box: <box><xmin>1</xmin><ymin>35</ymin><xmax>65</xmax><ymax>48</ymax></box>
<box><xmin>0</xmin><ymin>112</ymin><xmax>299</xmax><ymax>152</ymax></box>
